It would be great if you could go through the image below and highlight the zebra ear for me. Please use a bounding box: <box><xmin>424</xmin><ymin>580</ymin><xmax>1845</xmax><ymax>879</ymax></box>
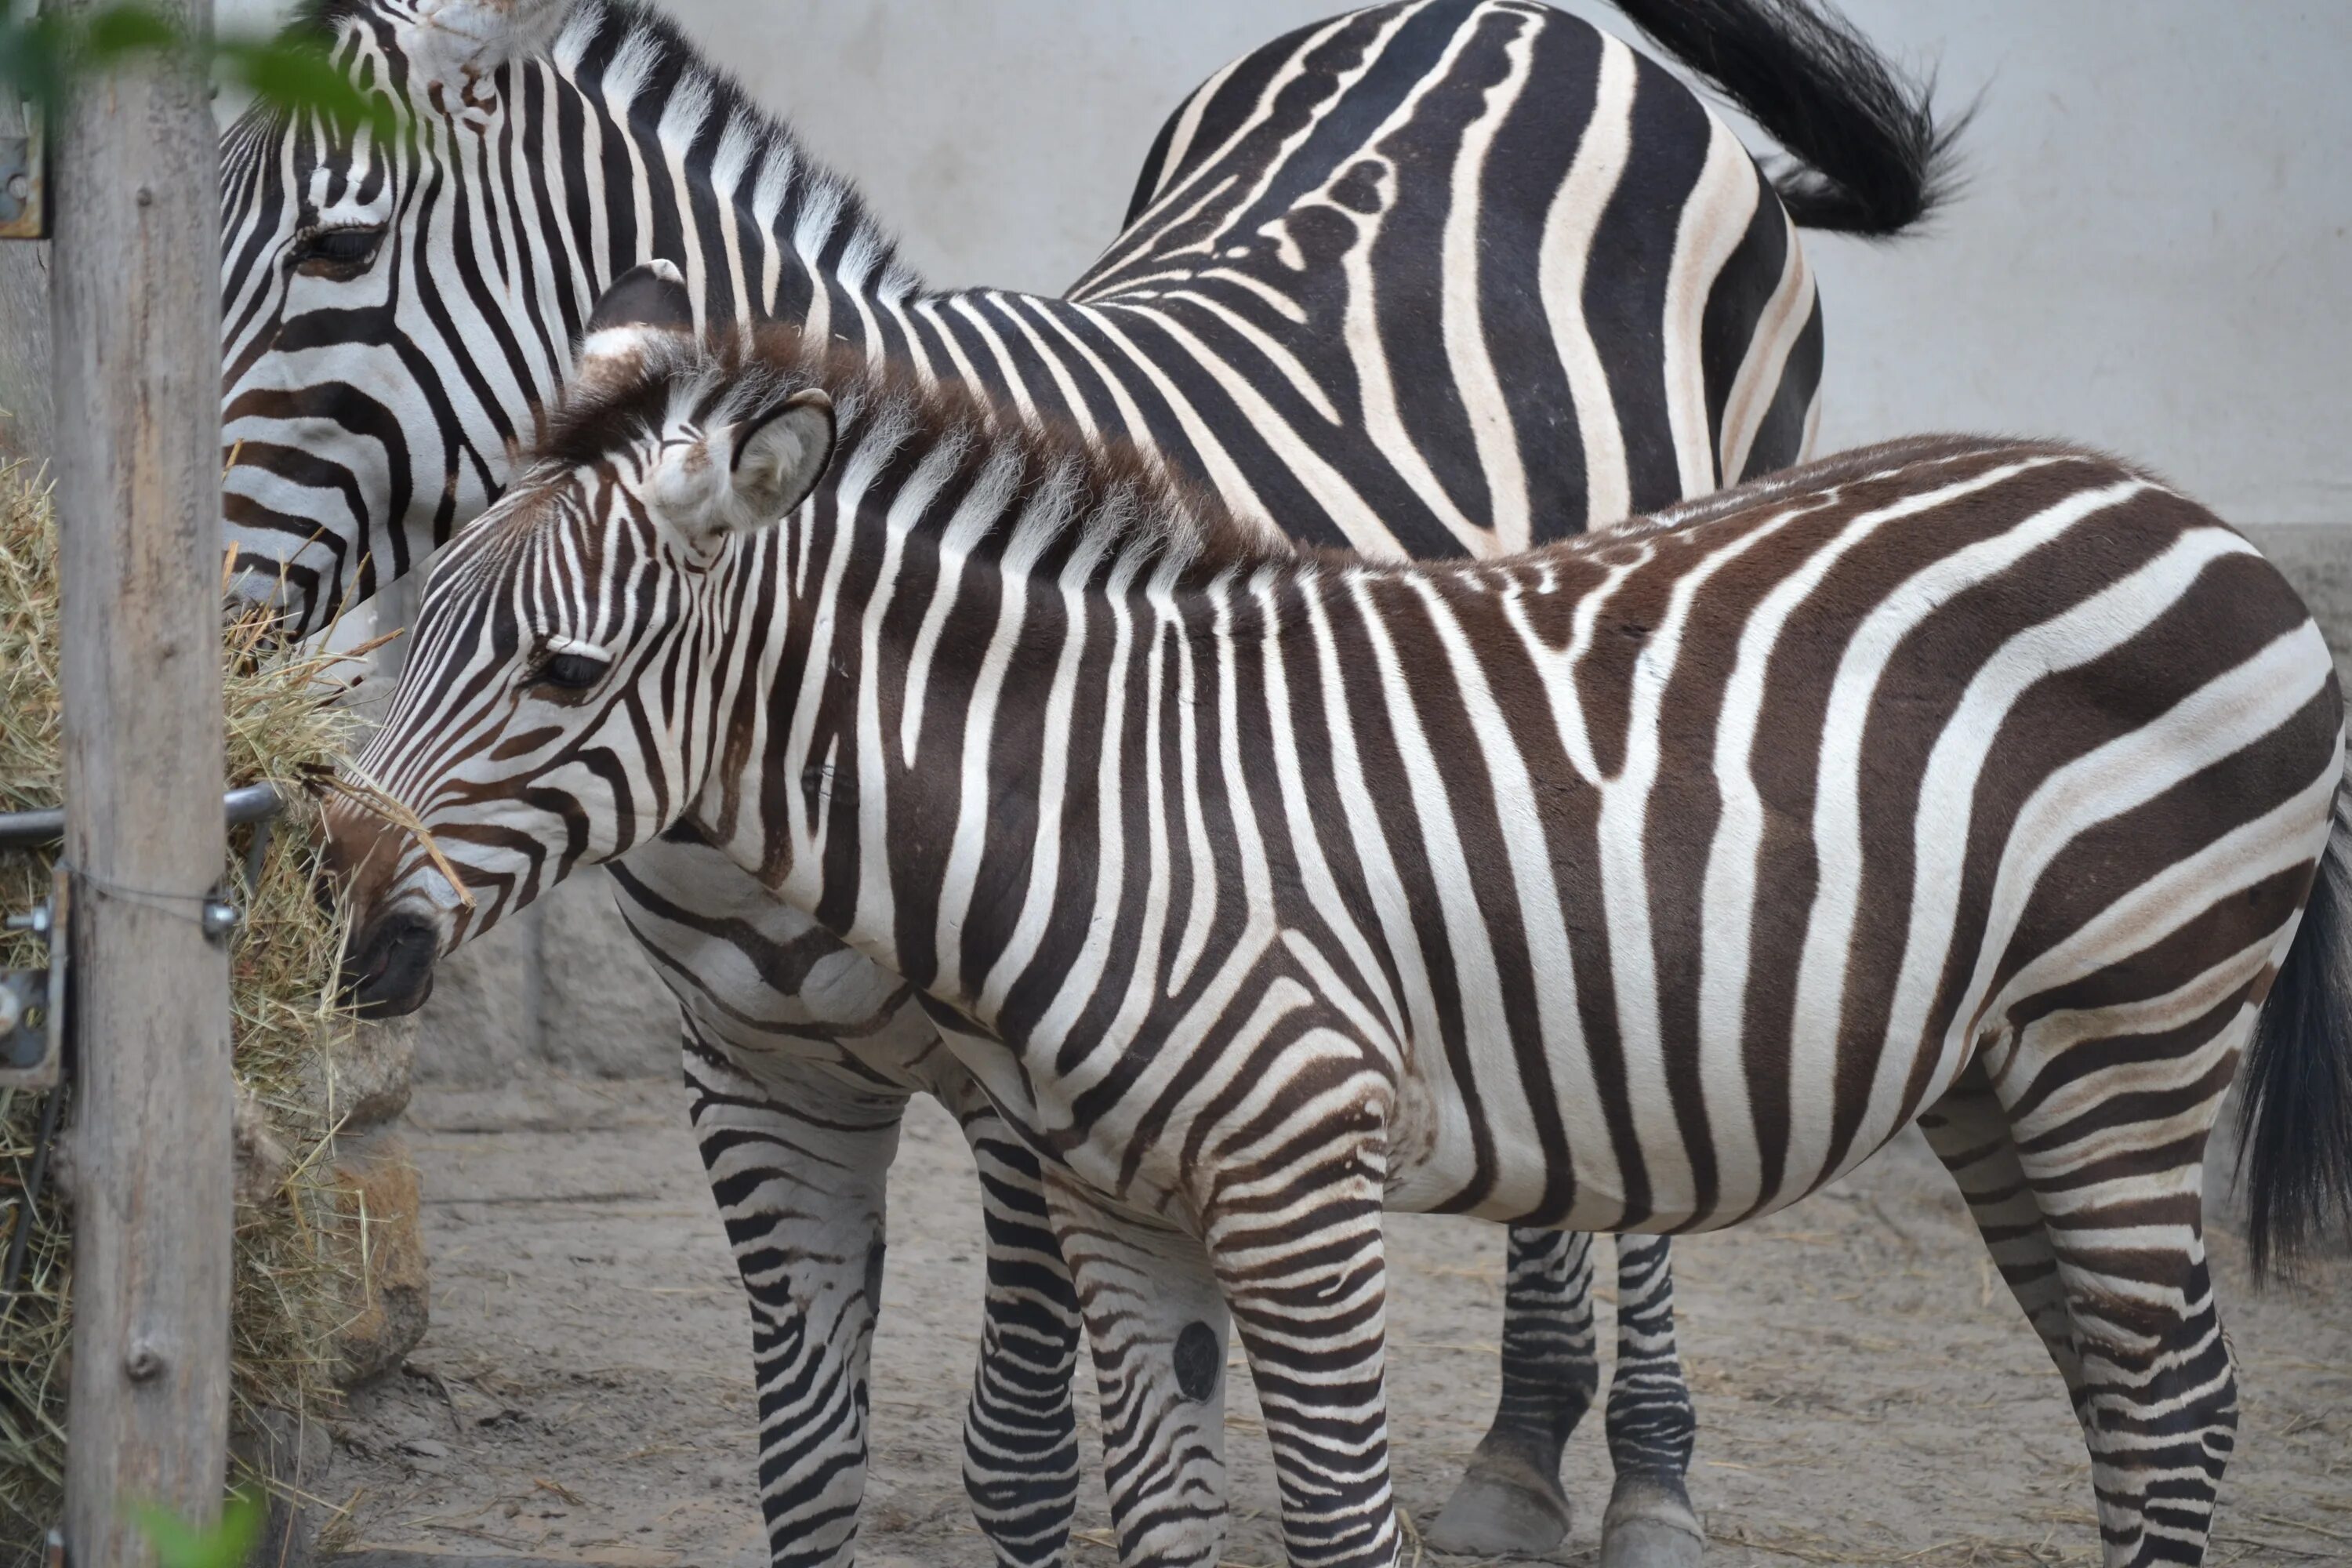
<box><xmin>577</xmin><ymin>260</ymin><xmax>695</xmax><ymax>382</ymax></box>
<box><xmin>393</xmin><ymin>0</ymin><xmax>578</xmax><ymax>95</ymax></box>
<box><xmin>728</xmin><ymin>390</ymin><xmax>837</xmax><ymax>525</ymax></box>
<box><xmin>646</xmin><ymin>390</ymin><xmax>834</xmax><ymax>557</ymax></box>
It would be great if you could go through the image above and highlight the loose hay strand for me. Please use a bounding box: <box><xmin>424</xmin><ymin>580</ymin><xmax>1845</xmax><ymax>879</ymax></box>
<box><xmin>318</xmin><ymin>770</ymin><xmax>476</xmax><ymax>911</ymax></box>
<box><xmin>0</xmin><ymin>461</ymin><xmax>371</xmax><ymax>1560</ymax></box>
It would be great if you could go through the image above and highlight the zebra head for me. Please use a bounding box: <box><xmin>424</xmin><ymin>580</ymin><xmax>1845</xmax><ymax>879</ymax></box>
<box><xmin>220</xmin><ymin>0</ymin><xmax>594</xmax><ymax>637</ymax></box>
<box><xmin>327</xmin><ymin>265</ymin><xmax>835</xmax><ymax>1016</ymax></box>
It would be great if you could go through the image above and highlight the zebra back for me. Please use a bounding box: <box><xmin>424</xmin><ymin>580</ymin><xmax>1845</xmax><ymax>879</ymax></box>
<box><xmin>219</xmin><ymin>0</ymin><xmax>1862</xmax><ymax>637</ymax></box>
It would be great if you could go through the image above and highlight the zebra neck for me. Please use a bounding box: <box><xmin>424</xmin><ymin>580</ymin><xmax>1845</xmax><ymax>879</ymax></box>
<box><xmin>545</xmin><ymin>3</ymin><xmax>921</xmax><ymax>348</ymax></box>
<box><xmin>744</xmin><ymin>484</ymin><xmax>1289</xmax><ymax>1033</ymax></box>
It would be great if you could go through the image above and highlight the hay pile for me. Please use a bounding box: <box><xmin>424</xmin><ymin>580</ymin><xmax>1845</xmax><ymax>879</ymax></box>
<box><xmin>0</xmin><ymin>460</ymin><xmax>369</xmax><ymax>1559</ymax></box>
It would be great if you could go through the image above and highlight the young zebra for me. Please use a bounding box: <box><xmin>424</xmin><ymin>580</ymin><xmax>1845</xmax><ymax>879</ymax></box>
<box><xmin>328</xmin><ymin>296</ymin><xmax>2352</xmax><ymax>1568</ymax></box>
<box><xmin>226</xmin><ymin>1</ymin><xmax>1959</xmax><ymax>1561</ymax></box>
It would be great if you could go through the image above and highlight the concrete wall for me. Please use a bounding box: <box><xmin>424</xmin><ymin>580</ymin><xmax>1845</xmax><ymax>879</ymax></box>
<box><xmin>205</xmin><ymin>2</ymin><xmax>2350</xmax><ymax>1080</ymax></box>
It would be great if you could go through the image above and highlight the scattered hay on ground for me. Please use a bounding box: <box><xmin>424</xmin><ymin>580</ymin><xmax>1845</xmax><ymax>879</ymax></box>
<box><xmin>0</xmin><ymin>460</ymin><xmax>370</xmax><ymax>1560</ymax></box>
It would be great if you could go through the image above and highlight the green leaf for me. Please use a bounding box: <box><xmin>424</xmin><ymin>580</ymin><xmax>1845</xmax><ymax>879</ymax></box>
<box><xmin>79</xmin><ymin>3</ymin><xmax>180</xmax><ymax>63</ymax></box>
<box><xmin>129</xmin><ymin>1487</ymin><xmax>266</xmax><ymax>1568</ymax></box>
<box><xmin>0</xmin><ymin>2</ymin><xmax>399</xmax><ymax>140</ymax></box>
<box><xmin>0</xmin><ymin>15</ymin><xmax>71</xmax><ymax>102</ymax></box>
<box><xmin>220</xmin><ymin>34</ymin><xmax>402</xmax><ymax>140</ymax></box>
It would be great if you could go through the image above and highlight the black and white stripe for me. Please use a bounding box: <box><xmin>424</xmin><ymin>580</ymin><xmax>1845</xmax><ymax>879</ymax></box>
<box><xmin>227</xmin><ymin>2</ymin><xmax>1958</xmax><ymax>1561</ymax></box>
<box><xmin>328</xmin><ymin>317</ymin><xmax>2352</xmax><ymax>1568</ymax></box>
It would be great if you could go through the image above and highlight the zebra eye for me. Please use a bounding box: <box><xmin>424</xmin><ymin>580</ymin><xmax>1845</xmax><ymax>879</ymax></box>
<box><xmin>532</xmin><ymin>650</ymin><xmax>610</xmax><ymax>693</ymax></box>
<box><xmin>291</xmin><ymin>223</ymin><xmax>386</xmax><ymax>276</ymax></box>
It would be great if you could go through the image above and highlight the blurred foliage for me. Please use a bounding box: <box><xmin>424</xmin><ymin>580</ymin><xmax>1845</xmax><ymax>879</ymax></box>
<box><xmin>131</xmin><ymin>1489</ymin><xmax>263</xmax><ymax>1568</ymax></box>
<box><xmin>0</xmin><ymin>2</ymin><xmax>397</xmax><ymax>138</ymax></box>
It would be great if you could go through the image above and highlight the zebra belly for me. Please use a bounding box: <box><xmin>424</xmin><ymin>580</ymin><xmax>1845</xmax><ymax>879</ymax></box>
<box><xmin>1379</xmin><ymin>956</ymin><xmax>1969</xmax><ymax>1235</ymax></box>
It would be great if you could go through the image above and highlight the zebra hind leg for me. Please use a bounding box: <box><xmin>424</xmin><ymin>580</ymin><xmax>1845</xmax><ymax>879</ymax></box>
<box><xmin>1043</xmin><ymin>1169</ymin><xmax>1232</xmax><ymax>1568</ymax></box>
<box><xmin>1598</xmin><ymin>1234</ymin><xmax>1704</xmax><ymax>1568</ymax></box>
<box><xmin>1423</xmin><ymin>1228</ymin><xmax>1595</xmax><ymax>1557</ymax></box>
<box><xmin>2029</xmin><ymin>1162</ymin><xmax>2236</xmax><ymax>1566</ymax></box>
<box><xmin>1998</xmin><ymin>1029</ymin><xmax>2246</xmax><ymax>1566</ymax></box>
<box><xmin>1915</xmin><ymin>1060</ymin><xmax>2083</xmax><ymax>1388</ymax></box>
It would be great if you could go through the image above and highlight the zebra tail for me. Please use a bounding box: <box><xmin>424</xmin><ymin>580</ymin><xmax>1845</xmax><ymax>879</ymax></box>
<box><xmin>2237</xmin><ymin>765</ymin><xmax>2352</xmax><ymax>1279</ymax></box>
<box><xmin>1601</xmin><ymin>0</ymin><xmax>1971</xmax><ymax>238</ymax></box>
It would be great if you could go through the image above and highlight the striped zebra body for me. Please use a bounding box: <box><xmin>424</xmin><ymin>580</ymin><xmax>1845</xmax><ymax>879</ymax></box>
<box><xmin>327</xmin><ymin>314</ymin><xmax>2352</xmax><ymax>1568</ymax></box>
<box><xmin>227</xmin><ymin>2</ymin><xmax>1954</xmax><ymax>1560</ymax></box>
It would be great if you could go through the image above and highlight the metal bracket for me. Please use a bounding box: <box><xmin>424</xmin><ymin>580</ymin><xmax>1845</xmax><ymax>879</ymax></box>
<box><xmin>1</xmin><ymin>868</ymin><xmax>67</xmax><ymax>1088</ymax></box>
<box><xmin>0</xmin><ymin>114</ymin><xmax>45</xmax><ymax>241</ymax></box>
<box><xmin>0</xmin><ymin>784</ymin><xmax>285</xmax><ymax>1087</ymax></box>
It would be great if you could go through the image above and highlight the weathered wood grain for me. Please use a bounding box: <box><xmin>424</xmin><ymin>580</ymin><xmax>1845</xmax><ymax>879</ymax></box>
<box><xmin>49</xmin><ymin>3</ymin><xmax>233</xmax><ymax>1561</ymax></box>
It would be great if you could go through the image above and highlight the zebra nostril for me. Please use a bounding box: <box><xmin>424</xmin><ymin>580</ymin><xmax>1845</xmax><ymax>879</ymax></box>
<box><xmin>339</xmin><ymin>911</ymin><xmax>439</xmax><ymax>1019</ymax></box>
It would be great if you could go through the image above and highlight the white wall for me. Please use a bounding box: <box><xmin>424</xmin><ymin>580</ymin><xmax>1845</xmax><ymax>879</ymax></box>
<box><xmin>1797</xmin><ymin>2</ymin><xmax>2352</xmax><ymax>526</ymax></box>
<box><xmin>217</xmin><ymin>0</ymin><xmax>2352</xmax><ymax>524</ymax></box>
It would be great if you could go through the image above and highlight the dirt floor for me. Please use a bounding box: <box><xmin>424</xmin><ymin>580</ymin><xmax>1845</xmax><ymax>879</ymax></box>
<box><xmin>316</xmin><ymin>1076</ymin><xmax>2352</xmax><ymax>1568</ymax></box>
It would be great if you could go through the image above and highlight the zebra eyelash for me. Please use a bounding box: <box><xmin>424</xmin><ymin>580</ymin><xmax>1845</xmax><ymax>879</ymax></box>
<box><xmin>289</xmin><ymin>222</ymin><xmax>388</xmax><ymax>276</ymax></box>
<box><xmin>526</xmin><ymin>644</ymin><xmax>613</xmax><ymax>700</ymax></box>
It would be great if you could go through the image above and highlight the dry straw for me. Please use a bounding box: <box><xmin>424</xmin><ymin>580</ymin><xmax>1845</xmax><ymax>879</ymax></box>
<box><xmin>0</xmin><ymin>461</ymin><xmax>373</xmax><ymax>1560</ymax></box>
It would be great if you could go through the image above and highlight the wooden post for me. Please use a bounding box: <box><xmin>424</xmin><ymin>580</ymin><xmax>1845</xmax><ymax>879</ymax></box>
<box><xmin>49</xmin><ymin>0</ymin><xmax>233</xmax><ymax>1561</ymax></box>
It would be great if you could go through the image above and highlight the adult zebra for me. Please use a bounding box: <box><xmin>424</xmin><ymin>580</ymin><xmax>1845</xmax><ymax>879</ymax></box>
<box><xmin>325</xmin><ymin>307</ymin><xmax>2352</xmax><ymax>1568</ymax></box>
<box><xmin>221</xmin><ymin>1</ymin><xmax>1956</xmax><ymax>1561</ymax></box>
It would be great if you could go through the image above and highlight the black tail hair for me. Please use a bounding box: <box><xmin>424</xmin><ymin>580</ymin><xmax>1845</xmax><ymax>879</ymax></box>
<box><xmin>1604</xmin><ymin>0</ymin><xmax>1969</xmax><ymax>237</ymax></box>
<box><xmin>2237</xmin><ymin>768</ymin><xmax>2352</xmax><ymax>1278</ymax></box>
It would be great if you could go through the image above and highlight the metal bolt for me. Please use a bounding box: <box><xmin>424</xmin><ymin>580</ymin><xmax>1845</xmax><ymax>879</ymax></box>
<box><xmin>123</xmin><ymin>1343</ymin><xmax>165</xmax><ymax>1383</ymax></box>
<box><xmin>4</xmin><ymin>903</ymin><xmax>50</xmax><ymax>938</ymax></box>
<box><xmin>200</xmin><ymin>899</ymin><xmax>241</xmax><ymax>943</ymax></box>
<box><xmin>3</xmin><ymin>174</ymin><xmax>24</xmax><ymax>203</ymax></box>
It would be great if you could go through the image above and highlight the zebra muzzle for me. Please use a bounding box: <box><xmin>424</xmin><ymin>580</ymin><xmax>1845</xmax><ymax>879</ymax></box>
<box><xmin>340</xmin><ymin>910</ymin><xmax>441</xmax><ymax>1019</ymax></box>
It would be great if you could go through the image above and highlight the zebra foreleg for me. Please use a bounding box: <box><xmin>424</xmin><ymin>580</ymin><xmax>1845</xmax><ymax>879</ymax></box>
<box><xmin>1427</xmin><ymin>1229</ymin><xmax>1701</xmax><ymax>1566</ymax></box>
<box><xmin>931</xmin><ymin>1076</ymin><xmax>1085</xmax><ymax>1568</ymax></box>
<box><xmin>1424</xmin><ymin>1229</ymin><xmax>1595</xmax><ymax>1556</ymax></box>
<box><xmin>1598</xmin><ymin>1235</ymin><xmax>1704</xmax><ymax>1568</ymax></box>
<box><xmin>1042</xmin><ymin>1170</ymin><xmax>1232</xmax><ymax>1568</ymax></box>
<box><xmin>1207</xmin><ymin>1138</ymin><xmax>1402</xmax><ymax>1568</ymax></box>
<box><xmin>683</xmin><ymin>1036</ymin><xmax>903</xmax><ymax>1568</ymax></box>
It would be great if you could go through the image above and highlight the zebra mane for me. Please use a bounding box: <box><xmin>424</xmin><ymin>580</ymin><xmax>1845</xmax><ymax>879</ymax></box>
<box><xmin>280</xmin><ymin>0</ymin><xmax>916</xmax><ymax>302</ymax></box>
<box><xmin>539</xmin><ymin>325</ymin><xmax>1288</xmax><ymax>579</ymax></box>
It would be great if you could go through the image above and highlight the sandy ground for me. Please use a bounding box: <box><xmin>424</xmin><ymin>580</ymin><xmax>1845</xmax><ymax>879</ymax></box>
<box><xmin>318</xmin><ymin>1076</ymin><xmax>2352</xmax><ymax>1568</ymax></box>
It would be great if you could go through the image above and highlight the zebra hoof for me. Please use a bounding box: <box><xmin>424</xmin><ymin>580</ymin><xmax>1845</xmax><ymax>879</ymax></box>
<box><xmin>1421</xmin><ymin>1450</ymin><xmax>1572</xmax><ymax>1558</ymax></box>
<box><xmin>1598</xmin><ymin>1473</ymin><xmax>1704</xmax><ymax>1568</ymax></box>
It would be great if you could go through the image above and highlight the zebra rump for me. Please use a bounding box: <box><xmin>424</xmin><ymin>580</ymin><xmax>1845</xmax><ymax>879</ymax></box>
<box><xmin>1121</xmin><ymin>0</ymin><xmax>1962</xmax><ymax>238</ymax></box>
